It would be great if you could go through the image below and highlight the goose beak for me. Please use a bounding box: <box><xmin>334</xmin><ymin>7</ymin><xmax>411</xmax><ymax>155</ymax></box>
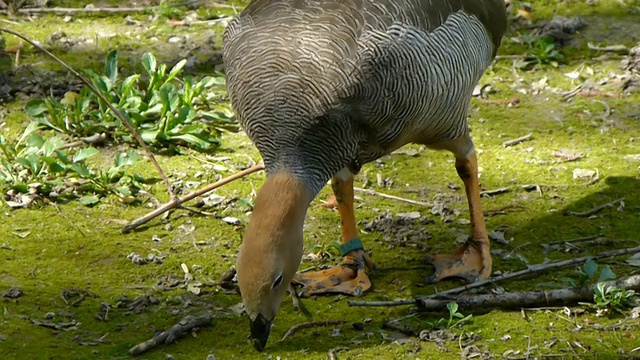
<box><xmin>250</xmin><ymin>313</ymin><xmax>273</xmax><ymax>351</ymax></box>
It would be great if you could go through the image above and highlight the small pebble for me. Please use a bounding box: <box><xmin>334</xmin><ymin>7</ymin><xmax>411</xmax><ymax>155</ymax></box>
<box><xmin>206</xmin><ymin>355</ymin><xmax>216</xmax><ymax>360</ymax></box>
<box><xmin>44</xmin><ymin>312</ymin><xmax>55</xmax><ymax>320</ymax></box>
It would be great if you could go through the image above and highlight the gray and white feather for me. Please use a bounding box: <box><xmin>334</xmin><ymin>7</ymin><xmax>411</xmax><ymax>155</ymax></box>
<box><xmin>223</xmin><ymin>0</ymin><xmax>508</xmax><ymax>195</ymax></box>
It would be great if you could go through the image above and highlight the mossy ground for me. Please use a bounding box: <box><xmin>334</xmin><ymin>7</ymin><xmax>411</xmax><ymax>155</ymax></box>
<box><xmin>1</xmin><ymin>0</ymin><xmax>640</xmax><ymax>359</ymax></box>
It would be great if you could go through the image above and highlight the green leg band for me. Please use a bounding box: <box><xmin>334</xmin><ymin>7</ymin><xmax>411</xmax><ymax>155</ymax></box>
<box><xmin>339</xmin><ymin>238</ymin><xmax>364</xmax><ymax>257</ymax></box>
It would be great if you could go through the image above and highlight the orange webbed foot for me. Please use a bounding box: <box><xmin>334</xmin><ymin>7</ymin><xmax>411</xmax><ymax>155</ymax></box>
<box><xmin>425</xmin><ymin>239</ymin><xmax>492</xmax><ymax>284</ymax></box>
<box><xmin>293</xmin><ymin>249</ymin><xmax>375</xmax><ymax>298</ymax></box>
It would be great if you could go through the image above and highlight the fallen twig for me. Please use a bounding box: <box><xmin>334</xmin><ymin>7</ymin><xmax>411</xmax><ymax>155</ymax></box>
<box><xmin>0</xmin><ymin>28</ymin><xmax>174</xmax><ymax>200</ymax></box>
<box><xmin>502</xmin><ymin>133</ymin><xmax>533</xmax><ymax>147</ymax></box>
<box><xmin>565</xmin><ymin>198</ymin><xmax>624</xmax><ymax>217</ymax></box>
<box><xmin>328</xmin><ymin>346</ymin><xmax>350</xmax><ymax>360</ymax></box>
<box><xmin>587</xmin><ymin>42</ymin><xmax>629</xmax><ymax>54</ymax></box>
<box><xmin>420</xmin><ymin>245</ymin><xmax>640</xmax><ymax>300</ymax></box>
<box><xmin>480</xmin><ymin>184</ymin><xmax>542</xmax><ymax>197</ymax></box>
<box><xmin>417</xmin><ymin>275</ymin><xmax>640</xmax><ymax>311</ymax></box>
<box><xmin>56</xmin><ymin>133</ymin><xmax>107</xmax><ymax>150</ymax></box>
<box><xmin>477</xmin><ymin>97</ymin><xmax>520</xmax><ymax>106</ymax></box>
<box><xmin>280</xmin><ymin>320</ymin><xmax>347</xmax><ymax>342</ymax></box>
<box><xmin>348</xmin><ymin>299</ymin><xmax>416</xmax><ymax>307</ymax></box>
<box><xmin>0</xmin><ymin>1</ymin><xmax>238</xmax><ymax>15</ymax></box>
<box><xmin>542</xmin><ymin>234</ymin><xmax>605</xmax><ymax>253</ymax></box>
<box><xmin>122</xmin><ymin>163</ymin><xmax>264</xmax><ymax>233</ymax></box>
<box><xmin>128</xmin><ymin>314</ymin><xmax>214</xmax><ymax>356</ymax></box>
<box><xmin>348</xmin><ymin>245</ymin><xmax>640</xmax><ymax>306</ymax></box>
<box><xmin>354</xmin><ymin>187</ymin><xmax>433</xmax><ymax>207</ymax></box>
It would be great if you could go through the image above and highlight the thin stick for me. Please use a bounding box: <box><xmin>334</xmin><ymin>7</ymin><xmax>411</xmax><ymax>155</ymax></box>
<box><xmin>416</xmin><ymin>275</ymin><xmax>640</xmax><ymax>311</ymax></box>
<box><xmin>419</xmin><ymin>245</ymin><xmax>640</xmax><ymax>300</ymax></box>
<box><xmin>546</xmin><ymin>234</ymin><xmax>603</xmax><ymax>246</ymax></box>
<box><xmin>128</xmin><ymin>314</ymin><xmax>214</xmax><ymax>356</ymax></box>
<box><xmin>354</xmin><ymin>187</ymin><xmax>433</xmax><ymax>207</ymax></box>
<box><xmin>0</xmin><ymin>2</ymin><xmax>238</xmax><ymax>15</ymax></box>
<box><xmin>0</xmin><ymin>28</ymin><xmax>174</xmax><ymax>200</ymax></box>
<box><xmin>566</xmin><ymin>198</ymin><xmax>624</xmax><ymax>217</ymax></box>
<box><xmin>348</xmin><ymin>245</ymin><xmax>640</xmax><ymax>306</ymax></box>
<box><xmin>348</xmin><ymin>299</ymin><xmax>417</xmax><ymax>307</ymax></box>
<box><xmin>280</xmin><ymin>320</ymin><xmax>347</xmax><ymax>342</ymax></box>
<box><xmin>122</xmin><ymin>163</ymin><xmax>264</xmax><ymax>233</ymax></box>
<box><xmin>328</xmin><ymin>347</ymin><xmax>350</xmax><ymax>360</ymax></box>
<box><xmin>51</xmin><ymin>203</ymin><xmax>86</xmax><ymax>237</ymax></box>
<box><xmin>480</xmin><ymin>184</ymin><xmax>542</xmax><ymax>197</ymax></box>
<box><xmin>502</xmin><ymin>133</ymin><xmax>533</xmax><ymax>147</ymax></box>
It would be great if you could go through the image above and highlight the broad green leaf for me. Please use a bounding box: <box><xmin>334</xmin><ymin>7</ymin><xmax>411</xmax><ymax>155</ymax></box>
<box><xmin>18</xmin><ymin>122</ymin><xmax>45</xmax><ymax>145</ymax></box>
<box><xmin>105</xmin><ymin>49</ymin><xmax>119</xmax><ymax>85</ymax></box>
<box><xmin>598</xmin><ymin>265</ymin><xmax>616</xmax><ymax>283</ymax></box>
<box><xmin>72</xmin><ymin>147</ymin><xmax>99</xmax><ymax>163</ymax></box>
<box><xmin>115</xmin><ymin>186</ymin><xmax>131</xmax><ymax>197</ymax></box>
<box><xmin>560</xmin><ymin>277</ymin><xmax>577</xmax><ymax>287</ymax></box>
<box><xmin>140</xmin><ymin>130</ymin><xmax>160</xmax><ymax>144</ymax></box>
<box><xmin>169</xmin><ymin>133</ymin><xmax>212</xmax><ymax>150</ymax></box>
<box><xmin>446</xmin><ymin>302</ymin><xmax>458</xmax><ymax>315</ymax></box>
<box><xmin>24</xmin><ymin>99</ymin><xmax>49</xmax><ymax>117</ymax></box>
<box><xmin>79</xmin><ymin>195</ymin><xmax>100</xmax><ymax>206</ymax></box>
<box><xmin>67</xmin><ymin>163</ymin><xmax>92</xmax><ymax>178</ymax></box>
<box><xmin>115</xmin><ymin>150</ymin><xmax>140</xmax><ymax>167</ymax></box>
<box><xmin>164</xmin><ymin>59</ymin><xmax>187</xmax><ymax>85</ymax></box>
<box><xmin>141</xmin><ymin>52</ymin><xmax>157</xmax><ymax>74</ymax></box>
<box><xmin>11</xmin><ymin>183</ymin><xmax>29</xmax><ymax>193</ymax></box>
<box><xmin>583</xmin><ymin>258</ymin><xmax>599</xmax><ymax>279</ymax></box>
<box><xmin>42</xmin><ymin>137</ymin><xmax>64</xmax><ymax>157</ymax></box>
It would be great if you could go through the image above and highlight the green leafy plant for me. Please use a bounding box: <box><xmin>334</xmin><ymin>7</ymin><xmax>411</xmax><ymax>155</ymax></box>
<box><xmin>580</xmin><ymin>282</ymin><xmax>637</xmax><ymax>315</ymax></box>
<box><xmin>515</xmin><ymin>35</ymin><xmax>565</xmax><ymax>70</ymax></box>
<box><xmin>0</xmin><ymin>126</ymin><xmax>146</xmax><ymax>207</ymax></box>
<box><xmin>423</xmin><ymin>302</ymin><xmax>472</xmax><ymax>329</ymax></box>
<box><xmin>24</xmin><ymin>50</ymin><xmax>238</xmax><ymax>154</ymax></box>
<box><xmin>559</xmin><ymin>258</ymin><xmax>617</xmax><ymax>287</ymax></box>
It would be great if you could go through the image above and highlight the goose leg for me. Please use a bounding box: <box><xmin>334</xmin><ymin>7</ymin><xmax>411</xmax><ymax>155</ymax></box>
<box><xmin>293</xmin><ymin>172</ymin><xmax>374</xmax><ymax>297</ymax></box>
<box><xmin>425</xmin><ymin>150</ymin><xmax>492</xmax><ymax>283</ymax></box>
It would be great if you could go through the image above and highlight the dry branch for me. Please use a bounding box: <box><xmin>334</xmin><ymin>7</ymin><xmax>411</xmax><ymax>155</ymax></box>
<box><xmin>280</xmin><ymin>320</ymin><xmax>347</xmax><ymax>342</ymax></box>
<box><xmin>566</xmin><ymin>198</ymin><xmax>624</xmax><ymax>217</ymax></box>
<box><xmin>122</xmin><ymin>163</ymin><xmax>264</xmax><ymax>233</ymax></box>
<box><xmin>502</xmin><ymin>133</ymin><xmax>533</xmax><ymax>147</ymax></box>
<box><xmin>354</xmin><ymin>187</ymin><xmax>433</xmax><ymax>207</ymax></box>
<box><xmin>128</xmin><ymin>314</ymin><xmax>214</xmax><ymax>356</ymax></box>
<box><xmin>0</xmin><ymin>28</ymin><xmax>174</xmax><ymax>200</ymax></box>
<box><xmin>0</xmin><ymin>1</ymin><xmax>239</xmax><ymax>15</ymax></box>
<box><xmin>348</xmin><ymin>245</ymin><xmax>640</xmax><ymax>307</ymax></box>
<box><xmin>421</xmin><ymin>245</ymin><xmax>640</xmax><ymax>300</ymax></box>
<box><xmin>417</xmin><ymin>275</ymin><xmax>640</xmax><ymax>311</ymax></box>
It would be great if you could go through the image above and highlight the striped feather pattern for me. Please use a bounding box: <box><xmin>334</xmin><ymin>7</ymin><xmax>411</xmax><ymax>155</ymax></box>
<box><xmin>223</xmin><ymin>0</ymin><xmax>507</xmax><ymax>195</ymax></box>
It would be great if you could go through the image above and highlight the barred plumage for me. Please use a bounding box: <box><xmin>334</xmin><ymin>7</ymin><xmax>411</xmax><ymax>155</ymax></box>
<box><xmin>223</xmin><ymin>0</ymin><xmax>508</xmax><ymax>195</ymax></box>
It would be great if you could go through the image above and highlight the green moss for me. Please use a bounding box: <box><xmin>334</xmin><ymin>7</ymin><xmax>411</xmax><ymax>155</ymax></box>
<box><xmin>2</xmin><ymin>0</ymin><xmax>640</xmax><ymax>359</ymax></box>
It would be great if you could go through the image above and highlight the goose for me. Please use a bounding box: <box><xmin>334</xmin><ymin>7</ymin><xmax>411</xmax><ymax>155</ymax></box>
<box><xmin>222</xmin><ymin>0</ymin><xmax>508</xmax><ymax>350</ymax></box>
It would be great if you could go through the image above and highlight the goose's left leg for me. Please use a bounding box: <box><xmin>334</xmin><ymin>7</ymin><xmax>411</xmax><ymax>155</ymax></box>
<box><xmin>425</xmin><ymin>135</ymin><xmax>492</xmax><ymax>283</ymax></box>
<box><xmin>293</xmin><ymin>170</ymin><xmax>375</xmax><ymax>297</ymax></box>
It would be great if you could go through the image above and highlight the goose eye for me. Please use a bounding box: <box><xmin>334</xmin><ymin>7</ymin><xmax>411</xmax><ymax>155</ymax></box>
<box><xmin>272</xmin><ymin>274</ymin><xmax>283</xmax><ymax>289</ymax></box>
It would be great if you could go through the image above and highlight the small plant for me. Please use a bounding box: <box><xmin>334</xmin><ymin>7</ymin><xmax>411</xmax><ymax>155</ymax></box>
<box><xmin>423</xmin><ymin>302</ymin><xmax>472</xmax><ymax>329</ymax></box>
<box><xmin>25</xmin><ymin>50</ymin><xmax>238</xmax><ymax>154</ymax></box>
<box><xmin>559</xmin><ymin>258</ymin><xmax>616</xmax><ymax>287</ymax></box>
<box><xmin>515</xmin><ymin>35</ymin><xmax>565</xmax><ymax>70</ymax></box>
<box><xmin>580</xmin><ymin>282</ymin><xmax>637</xmax><ymax>315</ymax></box>
<box><xmin>0</xmin><ymin>126</ymin><xmax>146</xmax><ymax>207</ymax></box>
